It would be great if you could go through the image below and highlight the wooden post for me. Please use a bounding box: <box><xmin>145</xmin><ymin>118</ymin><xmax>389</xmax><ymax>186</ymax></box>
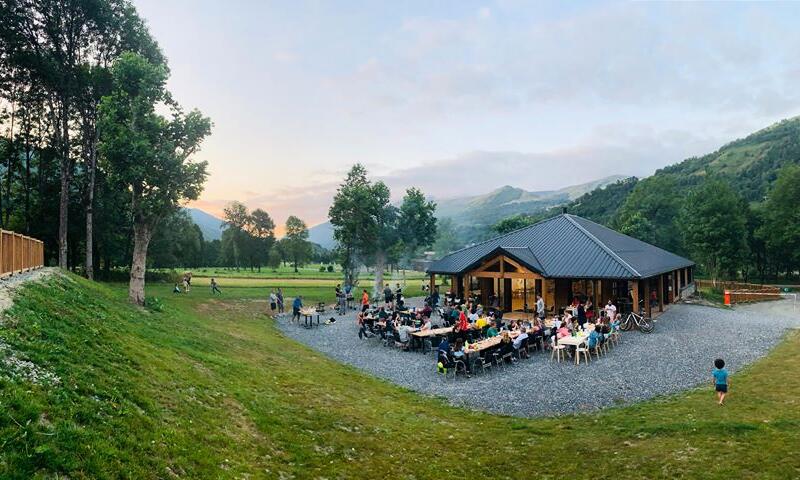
<box><xmin>429</xmin><ymin>273</ymin><xmax>435</xmax><ymax>295</ymax></box>
<box><xmin>630</xmin><ymin>280</ymin><xmax>639</xmax><ymax>315</ymax></box>
<box><xmin>463</xmin><ymin>275</ymin><xmax>470</xmax><ymax>300</ymax></box>
<box><xmin>658</xmin><ymin>274</ymin><xmax>664</xmax><ymax>312</ymax></box>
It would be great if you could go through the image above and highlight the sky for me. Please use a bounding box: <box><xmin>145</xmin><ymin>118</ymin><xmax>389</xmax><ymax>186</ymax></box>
<box><xmin>132</xmin><ymin>0</ymin><xmax>800</xmax><ymax>228</ymax></box>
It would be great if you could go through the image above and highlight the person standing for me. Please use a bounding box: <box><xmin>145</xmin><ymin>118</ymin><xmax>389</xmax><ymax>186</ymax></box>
<box><xmin>277</xmin><ymin>288</ymin><xmax>285</xmax><ymax>313</ymax></box>
<box><xmin>604</xmin><ymin>300</ymin><xmax>617</xmax><ymax>322</ymax></box>
<box><xmin>269</xmin><ymin>289</ymin><xmax>278</xmax><ymax>312</ymax></box>
<box><xmin>431</xmin><ymin>286</ymin><xmax>440</xmax><ymax>308</ymax></box>
<box><xmin>713</xmin><ymin>358</ymin><xmax>729</xmax><ymax>405</ymax></box>
<box><xmin>210</xmin><ymin>278</ymin><xmax>221</xmax><ymax>294</ymax></box>
<box><xmin>292</xmin><ymin>295</ymin><xmax>303</xmax><ymax>323</ymax></box>
<box><xmin>536</xmin><ymin>295</ymin><xmax>545</xmax><ymax>320</ymax></box>
<box><xmin>361</xmin><ymin>289</ymin><xmax>370</xmax><ymax>312</ymax></box>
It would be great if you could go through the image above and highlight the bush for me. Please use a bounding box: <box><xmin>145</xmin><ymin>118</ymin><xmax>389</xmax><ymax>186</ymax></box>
<box><xmin>319</xmin><ymin>266</ymin><xmax>326</xmax><ymax>272</ymax></box>
<box><xmin>327</xmin><ymin>265</ymin><xmax>334</xmax><ymax>273</ymax></box>
<box><xmin>145</xmin><ymin>296</ymin><xmax>164</xmax><ymax>312</ymax></box>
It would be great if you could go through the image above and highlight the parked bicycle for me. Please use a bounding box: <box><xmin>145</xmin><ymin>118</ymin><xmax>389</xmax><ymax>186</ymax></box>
<box><xmin>621</xmin><ymin>301</ymin><xmax>654</xmax><ymax>333</ymax></box>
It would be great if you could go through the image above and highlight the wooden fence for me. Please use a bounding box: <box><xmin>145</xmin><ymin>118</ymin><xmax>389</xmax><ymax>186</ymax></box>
<box><xmin>0</xmin><ymin>230</ymin><xmax>45</xmax><ymax>276</ymax></box>
<box><xmin>696</xmin><ymin>279</ymin><xmax>782</xmax><ymax>304</ymax></box>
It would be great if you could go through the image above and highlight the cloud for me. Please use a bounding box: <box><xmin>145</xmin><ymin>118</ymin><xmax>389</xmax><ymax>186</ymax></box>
<box><xmin>323</xmin><ymin>3</ymin><xmax>800</xmax><ymax>119</ymax></box>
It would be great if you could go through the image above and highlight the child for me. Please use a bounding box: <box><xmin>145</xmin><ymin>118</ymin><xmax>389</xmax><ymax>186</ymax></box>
<box><xmin>713</xmin><ymin>358</ymin><xmax>729</xmax><ymax>405</ymax></box>
<box><xmin>173</xmin><ymin>283</ymin><xmax>182</xmax><ymax>294</ymax></box>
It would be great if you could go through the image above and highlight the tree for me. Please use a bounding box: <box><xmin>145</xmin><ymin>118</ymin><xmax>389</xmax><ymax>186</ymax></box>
<box><xmin>282</xmin><ymin>215</ymin><xmax>311</xmax><ymax>272</ymax></box>
<box><xmin>249</xmin><ymin>208</ymin><xmax>276</xmax><ymax>271</ymax></box>
<box><xmin>0</xmin><ymin>0</ymin><xmax>163</xmax><ymax>270</ymax></box>
<box><xmin>432</xmin><ymin>217</ymin><xmax>462</xmax><ymax>255</ymax></box>
<box><xmin>758</xmin><ymin>164</ymin><xmax>800</xmax><ymax>280</ymax></box>
<box><xmin>680</xmin><ymin>180</ymin><xmax>748</xmax><ymax>285</ymax></box>
<box><xmin>99</xmin><ymin>52</ymin><xmax>210</xmax><ymax>304</ymax></box>
<box><xmin>614</xmin><ymin>175</ymin><xmax>684</xmax><ymax>253</ymax></box>
<box><xmin>328</xmin><ymin>164</ymin><xmax>382</xmax><ymax>288</ymax></box>
<box><xmin>397</xmin><ymin>187</ymin><xmax>437</xmax><ymax>261</ymax></box>
<box><xmin>492</xmin><ymin>214</ymin><xmax>535</xmax><ymax>235</ymax></box>
<box><xmin>221</xmin><ymin>201</ymin><xmax>251</xmax><ymax>270</ymax></box>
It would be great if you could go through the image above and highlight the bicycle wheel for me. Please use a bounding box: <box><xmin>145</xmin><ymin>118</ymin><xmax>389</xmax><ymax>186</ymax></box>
<box><xmin>620</xmin><ymin>314</ymin><xmax>634</xmax><ymax>331</ymax></box>
<box><xmin>638</xmin><ymin>317</ymin><xmax>654</xmax><ymax>333</ymax></box>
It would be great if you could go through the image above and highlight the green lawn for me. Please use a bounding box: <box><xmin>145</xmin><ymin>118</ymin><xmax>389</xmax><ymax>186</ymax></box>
<box><xmin>1</xmin><ymin>273</ymin><xmax>799</xmax><ymax>479</ymax></box>
<box><xmin>162</xmin><ymin>264</ymin><xmax>429</xmax><ymax>282</ymax></box>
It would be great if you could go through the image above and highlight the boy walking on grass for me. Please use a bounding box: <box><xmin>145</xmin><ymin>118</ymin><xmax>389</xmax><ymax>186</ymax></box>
<box><xmin>713</xmin><ymin>358</ymin><xmax>729</xmax><ymax>405</ymax></box>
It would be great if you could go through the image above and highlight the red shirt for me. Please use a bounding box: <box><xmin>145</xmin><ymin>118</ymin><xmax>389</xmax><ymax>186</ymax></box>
<box><xmin>362</xmin><ymin>292</ymin><xmax>369</xmax><ymax>305</ymax></box>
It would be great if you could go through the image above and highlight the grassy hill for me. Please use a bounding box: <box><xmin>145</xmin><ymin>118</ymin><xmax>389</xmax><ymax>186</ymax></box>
<box><xmin>1</xmin><ymin>273</ymin><xmax>799</xmax><ymax>478</ymax></box>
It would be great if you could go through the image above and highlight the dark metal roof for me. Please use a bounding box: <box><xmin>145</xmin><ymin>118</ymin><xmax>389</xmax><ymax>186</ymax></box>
<box><xmin>427</xmin><ymin>214</ymin><xmax>694</xmax><ymax>279</ymax></box>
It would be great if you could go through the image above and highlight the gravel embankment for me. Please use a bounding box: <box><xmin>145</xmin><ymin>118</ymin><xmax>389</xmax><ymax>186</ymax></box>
<box><xmin>276</xmin><ymin>298</ymin><xmax>800</xmax><ymax>417</ymax></box>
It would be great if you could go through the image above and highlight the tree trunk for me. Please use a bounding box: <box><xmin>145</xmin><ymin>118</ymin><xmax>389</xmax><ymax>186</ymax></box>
<box><xmin>85</xmin><ymin>127</ymin><xmax>98</xmax><ymax>280</ymax></box>
<box><xmin>58</xmin><ymin>98</ymin><xmax>71</xmax><ymax>269</ymax></box>
<box><xmin>129</xmin><ymin>222</ymin><xmax>152</xmax><ymax>305</ymax></box>
<box><xmin>373</xmin><ymin>249</ymin><xmax>386</xmax><ymax>298</ymax></box>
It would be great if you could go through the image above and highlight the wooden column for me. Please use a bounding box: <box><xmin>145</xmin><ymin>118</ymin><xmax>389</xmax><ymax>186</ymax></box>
<box><xmin>429</xmin><ymin>273</ymin><xmax>436</xmax><ymax>293</ymax></box>
<box><xmin>658</xmin><ymin>274</ymin><xmax>664</xmax><ymax>312</ymax></box>
<box><xmin>463</xmin><ymin>275</ymin><xmax>470</xmax><ymax>300</ymax></box>
<box><xmin>630</xmin><ymin>280</ymin><xmax>639</xmax><ymax>315</ymax></box>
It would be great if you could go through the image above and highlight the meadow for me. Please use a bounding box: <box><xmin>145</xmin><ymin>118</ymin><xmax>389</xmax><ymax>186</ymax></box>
<box><xmin>0</xmin><ymin>272</ymin><xmax>798</xmax><ymax>479</ymax></box>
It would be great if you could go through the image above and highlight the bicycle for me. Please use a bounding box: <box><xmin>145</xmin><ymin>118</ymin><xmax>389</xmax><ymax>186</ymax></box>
<box><xmin>621</xmin><ymin>306</ymin><xmax>654</xmax><ymax>333</ymax></box>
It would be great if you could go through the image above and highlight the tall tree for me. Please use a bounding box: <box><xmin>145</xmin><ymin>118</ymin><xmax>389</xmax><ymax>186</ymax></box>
<box><xmin>249</xmin><ymin>208</ymin><xmax>276</xmax><ymax>272</ymax></box>
<box><xmin>328</xmin><ymin>164</ymin><xmax>381</xmax><ymax>288</ymax></box>
<box><xmin>680</xmin><ymin>180</ymin><xmax>748</xmax><ymax>285</ymax></box>
<box><xmin>758</xmin><ymin>164</ymin><xmax>800</xmax><ymax>280</ymax></box>
<box><xmin>397</xmin><ymin>187</ymin><xmax>437</xmax><ymax>261</ymax></box>
<box><xmin>282</xmin><ymin>215</ymin><xmax>311</xmax><ymax>273</ymax></box>
<box><xmin>221</xmin><ymin>201</ymin><xmax>251</xmax><ymax>270</ymax></box>
<box><xmin>99</xmin><ymin>52</ymin><xmax>210</xmax><ymax>304</ymax></box>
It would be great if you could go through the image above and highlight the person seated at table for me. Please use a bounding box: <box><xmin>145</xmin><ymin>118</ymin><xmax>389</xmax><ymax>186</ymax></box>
<box><xmin>438</xmin><ymin>336</ymin><xmax>450</xmax><ymax>354</ymax></box>
<box><xmin>468</xmin><ymin>309</ymin><xmax>479</xmax><ymax>323</ymax></box>
<box><xmin>486</xmin><ymin>321</ymin><xmax>499</xmax><ymax>338</ymax></box>
<box><xmin>454</xmin><ymin>308</ymin><xmax>469</xmax><ymax>336</ymax></box>
<box><xmin>585</xmin><ymin>298</ymin><xmax>595</xmax><ymax>322</ymax></box>
<box><xmin>420</xmin><ymin>302</ymin><xmax>432</xmax><ymax>318</ymax></box>
<box><xmin>529</xmin><ymin>318</ymin><xmax>544</xmax><ymax>343</ymax></box>
<box><xmin>499</xmin><ymin>331</ymin><xmax>514</xmax><ymax>361</ymax></box>
<box><xmin>508</xmin><ymin>320</ymin><xmax>519</xmax><ymax>332</ymax></box>
<box><xmin>397</xmin><ymin>322</ymin><xmax>414</xmax><ymax>349</ymax></box>
<box><xmin>513</xmin><ymin>327</ymin><xmax>528</xmax><ymax>351</ymax></box>
<box><xmin>475</xmin><ymin>315</ymin><xmax>488</xmax><ymax>329</ymax></box>
<box><xmin>449</xmin><ymin>307</ymin><xmax>461</xmax><ymax>325</ymax></box>
<box><xmin>557</xmin><ymin>322</ymin><xmax>570</xmax><ymax>339</ymax></box>
<box><xmin>475</xmin><ymin>304</ymin><xmax>484</xmax><ymax>316</ymax></box>
<box><xmin>612</xmin><ymin>313</ymin><xmax>622</xmax><ymax>332</ymax></box>
<box><xmin>586</xmin><ymin>329</ymin><xmax>603</xmax><ymax>348</ymax></box>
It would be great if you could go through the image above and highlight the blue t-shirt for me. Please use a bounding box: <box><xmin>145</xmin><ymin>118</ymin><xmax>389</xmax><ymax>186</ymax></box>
<box><xmin>713</xmin><ymin>368</ymin><xmax>728</xmax><ymax>385</ymax></box>
<box><xmin>292</xmin><ymin>298</ymin><xmax>302</xmax><ymax>310</ymax></box>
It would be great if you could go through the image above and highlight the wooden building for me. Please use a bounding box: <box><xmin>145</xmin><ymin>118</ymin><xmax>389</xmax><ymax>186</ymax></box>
<box><xmin>426</xmin><ymin>214</ymin><xmax>695</xmax><ymax>317</ymax></box>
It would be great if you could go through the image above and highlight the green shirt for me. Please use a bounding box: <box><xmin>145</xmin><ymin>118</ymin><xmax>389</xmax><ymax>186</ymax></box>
<box><xmin>486</xmin><ymin>327</ymin><xmax>498</xmax><ymax>337</ymax></box>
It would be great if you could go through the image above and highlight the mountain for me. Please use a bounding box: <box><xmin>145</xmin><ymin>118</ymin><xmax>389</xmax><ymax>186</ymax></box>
<box><xmin>185</xmin><ymin>208</ymin><xmax>225</xmax><ymax>241</ymax></box>
<box><xmin>553</xmin><ymin>116</ymin><xmax>800</xmax><ymax>227</ymax></box>
<box><xmin>308</xmin><ymin>221</ymin><xmax>336</xmax><ymax>250</ymax></box>
<box><xmin>305</xmin><ymin>176</ymin><xmax>625</xmax><ymax>250</ymax></box>
<box><xmin>435</xmin><ymin>175</ymin><xmax>625</xmax><ymax>227</ymax></box>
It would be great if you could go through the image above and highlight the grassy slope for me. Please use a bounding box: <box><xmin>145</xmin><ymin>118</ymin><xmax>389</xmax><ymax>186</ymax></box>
<box><xmin>1</xmin><ymin>274</ymin><xmax>799</xmax><ymax>479</ymax></box>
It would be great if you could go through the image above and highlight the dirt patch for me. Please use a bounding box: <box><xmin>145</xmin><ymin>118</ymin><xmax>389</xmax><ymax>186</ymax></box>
<box><xmin>222</xmin><ymin>396</ymin><xmax>266</xmax><ymax>442</ymax></box>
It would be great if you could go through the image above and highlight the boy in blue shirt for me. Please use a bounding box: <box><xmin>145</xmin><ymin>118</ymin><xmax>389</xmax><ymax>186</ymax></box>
<box><xmin>713</xmin><ymin>358</ymin><xmax>729</xmax><ymax>405</ymax></box>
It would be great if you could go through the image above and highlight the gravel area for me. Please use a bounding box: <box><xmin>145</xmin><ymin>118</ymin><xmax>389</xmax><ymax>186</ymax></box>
<box><xmin>276</xmin><ymin>298</ymin><xmax>800</xmax><ymax>417</ymax></box>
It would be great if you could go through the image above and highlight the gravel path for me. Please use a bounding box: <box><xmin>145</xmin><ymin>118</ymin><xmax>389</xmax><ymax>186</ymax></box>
<box><xmin>276</xmin><ymin>298</ymin><xmax>800</xmax><ymax>417</ymax></box>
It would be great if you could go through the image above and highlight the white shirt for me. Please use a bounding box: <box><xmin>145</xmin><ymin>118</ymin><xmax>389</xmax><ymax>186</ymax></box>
<box><xmin>536</xmin><ymin>298</ymin><xmax>545</xmax><ymax>315</ymax></box>
<box><xmin>604</xmin><ymin>303</ymin><xmax>617</xmax><ymax>320</ymax></box>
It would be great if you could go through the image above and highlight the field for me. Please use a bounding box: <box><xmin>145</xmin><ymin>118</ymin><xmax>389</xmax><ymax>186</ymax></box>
<box><xmin>1</xmin><ymin>272</ymin><xmax>799</xmax><ymax>479</ymax></box>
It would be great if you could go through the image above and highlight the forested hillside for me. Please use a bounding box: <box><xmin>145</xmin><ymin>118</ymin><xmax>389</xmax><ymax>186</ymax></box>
<box><xmin>497</xmin><ymin>117</ymin><xmax>800</xmax><ymax>282</ymax></box>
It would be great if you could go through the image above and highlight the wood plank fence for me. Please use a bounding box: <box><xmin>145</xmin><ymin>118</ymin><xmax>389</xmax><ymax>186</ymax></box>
<box><xmin>696</xmin><ymin>279</ymin><xmax>782</xmax><ymax>304</ymax></box>
<box><xmin>0</xmin><ymin>230</ymin><xmax>45</xmax><ymax>276</ymax></box>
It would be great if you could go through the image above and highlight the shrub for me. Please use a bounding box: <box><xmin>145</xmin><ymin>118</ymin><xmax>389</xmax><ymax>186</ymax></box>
<box><xmin>327</xmin><ymin>265</ymin><xmax>334</xmax><ymax>273</ymax></box>
<box><xmin>145</xmin><ymin>296</ymin><xmax>165</xmax><ymax>312</ymax></box>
